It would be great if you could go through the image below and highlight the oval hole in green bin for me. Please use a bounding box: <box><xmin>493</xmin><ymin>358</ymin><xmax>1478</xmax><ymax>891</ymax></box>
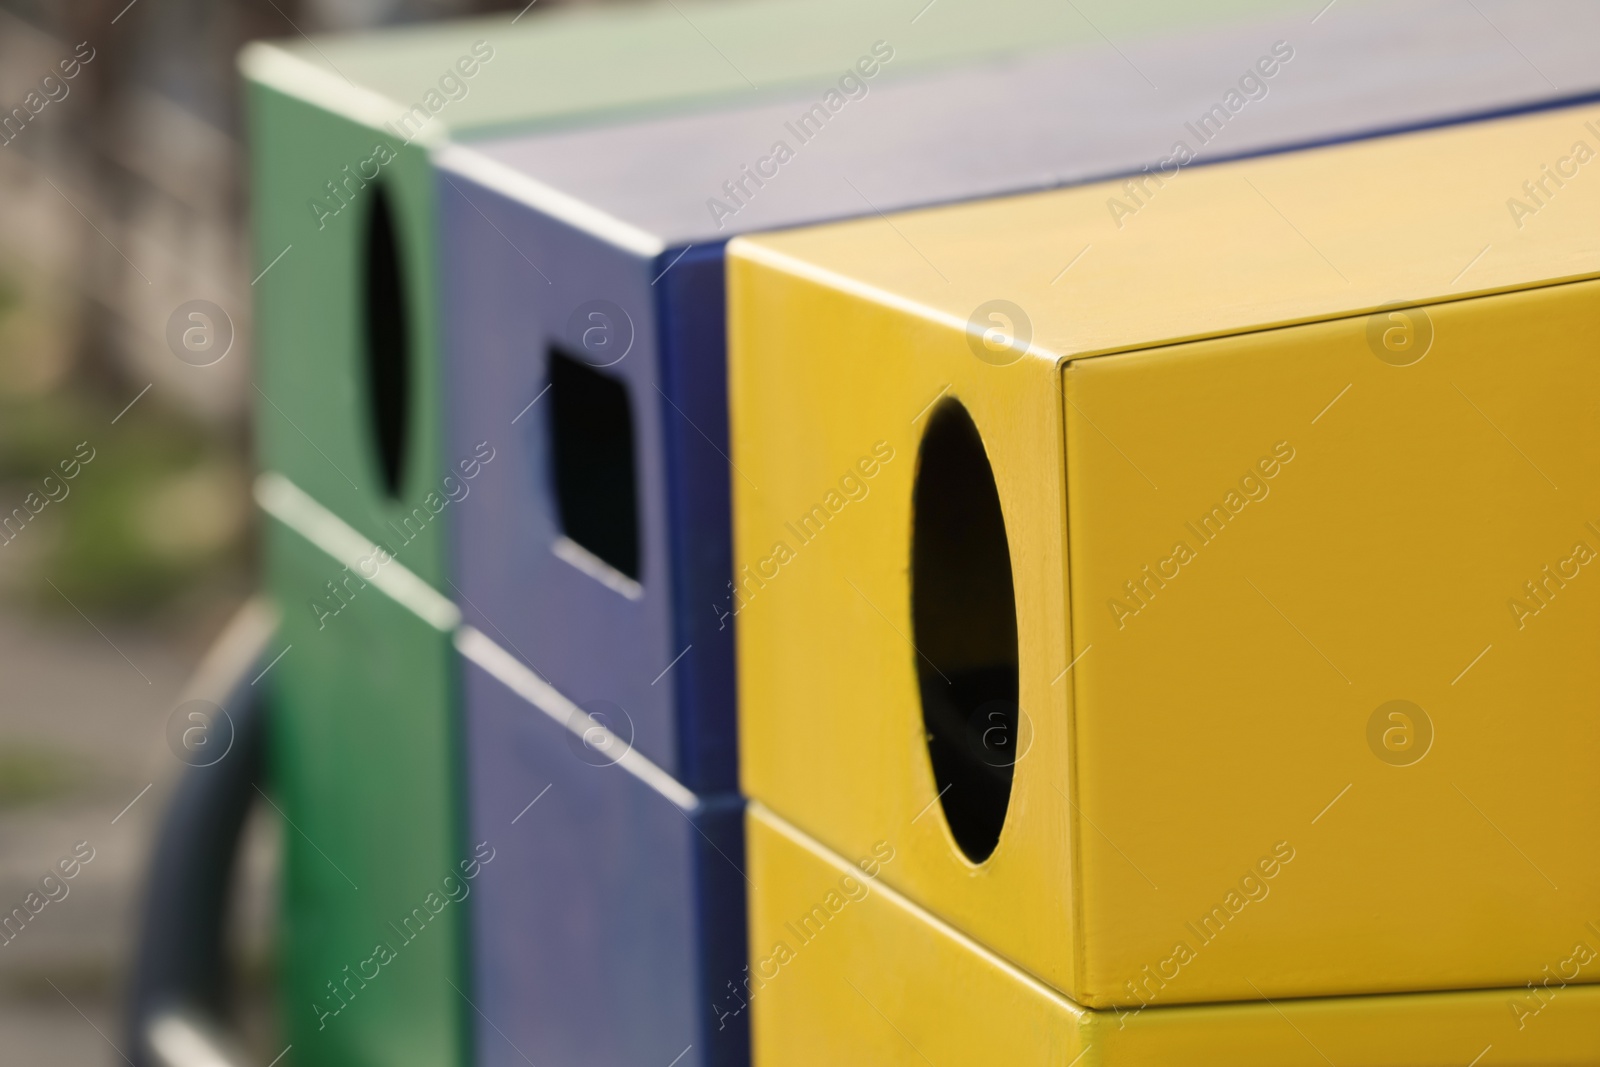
<box><xmin>361</xmin><ymin>183</ymin><xmax>412</xmax><ymax>499</ymax></box>
<box><xmin>910</xmin><ymin>399</ymin><xmax>1019</xmax><ymax>864</ymax></box>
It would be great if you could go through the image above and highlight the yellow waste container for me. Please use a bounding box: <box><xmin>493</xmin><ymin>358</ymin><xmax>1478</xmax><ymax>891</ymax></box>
<box><xmin>728</xmin><ymin>102</ymin><xmax>1600</xmax><ymax>1056</ymax></box>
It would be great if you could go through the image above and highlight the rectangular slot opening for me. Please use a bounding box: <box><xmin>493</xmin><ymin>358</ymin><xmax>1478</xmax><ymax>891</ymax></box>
<box><xmin>547</xmin><ymin>348</ymin><xmax>641</xmax><ymax>586</ymax></box>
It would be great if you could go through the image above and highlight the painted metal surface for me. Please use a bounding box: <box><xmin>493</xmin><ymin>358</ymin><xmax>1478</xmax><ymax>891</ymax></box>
<box><xmin>728</xmin><ymin>102</ymin><xmax>1600</xmax><ymax>1004</ymax></box>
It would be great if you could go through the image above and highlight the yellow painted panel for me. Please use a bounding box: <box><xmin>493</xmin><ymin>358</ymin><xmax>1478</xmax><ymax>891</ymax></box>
<box><xmin>746</xmin><ymin>803</ymin><xmax>1089</xmax><ymax>1065</ymax></box>
<box><xmin>749</xmin><ymin>804</ymin><xmax>1600</xmax><ymax>1067</ymax></box>
<box><xmin>730</xmin><ymin>102</ymin><xmax>1600</xmax><ymax>1007</ymax></box>
<box><xmin>728</xmin><ymin>244</ymin><xmax>1077</xmax><ymax>992</ymax></box>
<box><xmin>733</xmin><ymin>104</ymin><xmax>1600</xmax><ymax>362</ymax></box>
<box><xmin>1066</xmin><ymin>280</ymin><xmax>1600</xmax><ymax>1004</ymax></box>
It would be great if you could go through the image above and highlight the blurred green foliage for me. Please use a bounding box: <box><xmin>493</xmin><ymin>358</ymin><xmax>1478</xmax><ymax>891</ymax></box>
<box><xmin>0</xmin><ymin>273</ymin><xmax>251</xmax><ymax>617</ymax></box>
<box><xmin>0</xmin><ymin>742</ymin><xmax>78</xmax><ymax>808</ymax></box>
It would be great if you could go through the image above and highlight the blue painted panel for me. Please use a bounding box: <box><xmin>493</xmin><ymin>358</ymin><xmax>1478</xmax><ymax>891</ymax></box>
<box><xmin>465</xmin><ymin>0</ymin><xmax>1600</xmax><ymax>248</ymax></box>
<box><xmin>436</xmin><ymin>173</ymin><xmax>688</xmax><ymax>786</ymax></box>
<box><xmin>462</xmin><ymin>654</ymin><xmax>748</xmax><ymax>1067</ymax></box>
<box><xmin>653</xmin><ymin>243</ymin><xmax>737</xmax><ymax>792</ymax></box>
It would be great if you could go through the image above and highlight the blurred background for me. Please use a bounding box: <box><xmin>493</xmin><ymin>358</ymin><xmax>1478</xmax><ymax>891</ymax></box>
<box><xmin>0</xmin><ymin>1</ymin><xmax>578</xmax><ymax>1060</ymax></box>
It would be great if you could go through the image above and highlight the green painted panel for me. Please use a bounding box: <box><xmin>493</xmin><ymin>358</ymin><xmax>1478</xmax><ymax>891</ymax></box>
<box><xmin>264</xmin><ymin>0</ymin><xmax>1308</xmax><ymax>138</ymax></box>
<box><xmin>247</xmin><ymin>84</ymin><xmax>447</xmax><ymax>584</ymax></box>
<box><xmin>265</xmin><ymin>517</ymin><xmax>464</xmax><ymax>1067</ymax></box>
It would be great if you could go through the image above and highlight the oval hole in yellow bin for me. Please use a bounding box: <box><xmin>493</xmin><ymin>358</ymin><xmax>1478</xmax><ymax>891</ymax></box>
<box><xmin>910</xmin><ymin>399</ymin><xmax>1019</xmax><ymax>863</ymax></box>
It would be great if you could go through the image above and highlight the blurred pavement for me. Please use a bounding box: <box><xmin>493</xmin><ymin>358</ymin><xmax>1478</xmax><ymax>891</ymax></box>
<box><xmin>0</xmin><ymin>603</ymin><xmax>279</xmax><ymax>1064</ymax></box>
